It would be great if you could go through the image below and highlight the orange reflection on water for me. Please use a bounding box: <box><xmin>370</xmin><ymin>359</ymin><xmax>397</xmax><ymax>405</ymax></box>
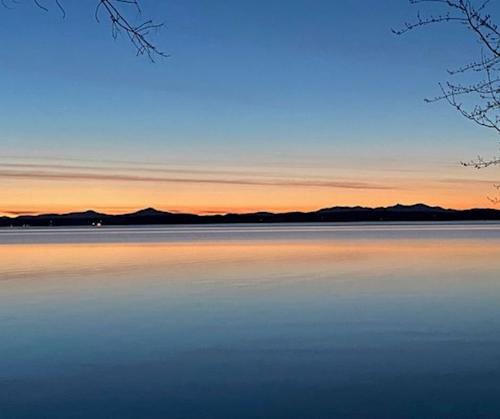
<box><xmin>2</xmin><ymin>240</ymin><xmax>499</xmax><ymax>288</ymax></box>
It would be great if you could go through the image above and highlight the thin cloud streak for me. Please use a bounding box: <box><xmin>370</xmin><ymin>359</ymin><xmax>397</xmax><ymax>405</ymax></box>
<box><xmin>440</xmin><ymin>178</ymin><xmax>500</xmax><ymax>185</ymax></box>
<box><xmin>0</xmin><ymin>162</ymin><xmax>293</xmax><ymax>179</ymax></box>
<box><xmin>0</xmin><ymin>210</ymin><xmax>38</xmax><ymax>216</ymax></box>
<box><xmin>0</xmin><ymin>169</ymin><xmax>395</xmax><ymax>190</ymax></box>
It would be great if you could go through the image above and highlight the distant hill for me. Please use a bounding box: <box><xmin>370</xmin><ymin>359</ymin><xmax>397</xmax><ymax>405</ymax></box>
<box><xmin>1</xmin><ymin>204</ymin><xmax>500</xmax><ymax>227</ymax></box>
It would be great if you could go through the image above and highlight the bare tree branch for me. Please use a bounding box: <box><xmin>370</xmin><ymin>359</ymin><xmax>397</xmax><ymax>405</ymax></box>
<box><xmin>394</xmin><ymin>1</ymin><xmax>500</xmax><ymax>136</ymax></box>
<box><xmin>396</xmin><ymin>0</ymin><xmax>500</xmax><ymax>203</ymax></box>
<box><xmin>2</xmin><ymin>0</ymin><xmax>167</xmax><ymax>61</ymax></box>
<box><xmin>95</xmin><ymin>0</ymin><xmax>167</xmax><ymax>61</ymax></box>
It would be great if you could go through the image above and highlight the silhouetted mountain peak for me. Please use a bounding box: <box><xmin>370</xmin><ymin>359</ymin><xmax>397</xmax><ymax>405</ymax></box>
<box><xmin>317</xmin><ymin>205</ymin><xmax>370</xmax><ymax>213</ymax></box>
<box><xmin>385</xmin><ymin>203</ymin><xmax>447</xmax><ymax>212</ymax></box>
<box><xmin>44</xmin><ymin>210</ymin><xmax>105</xmax><ymax>218</ymax></box>
<box><xmin>316</xmin><ymin>203</ymin><xmax>450</xmax><ymax>215</ymax></box>
<box><xmin>78</xmin><ymin>210</ymin><xmax>102</xmax><ymax>216</ymax></box>
<box><xmin>128</xmin><ymin>208</ymin><xmax>170</xmax><ymax>216</ymax></box>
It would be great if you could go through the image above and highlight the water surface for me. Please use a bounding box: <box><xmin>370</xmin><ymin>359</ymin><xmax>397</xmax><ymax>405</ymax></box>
<box><xmin>2</xmin><ymin>223</ymin><xmax>500</xmax><ymax>418</ymax></box>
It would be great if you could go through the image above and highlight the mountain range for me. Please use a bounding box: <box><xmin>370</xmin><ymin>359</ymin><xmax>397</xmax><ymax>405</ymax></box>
<box><xmin>1</xmin><ymin>204</ymin><xmax>500</xmax><ymax>227</ymax></box>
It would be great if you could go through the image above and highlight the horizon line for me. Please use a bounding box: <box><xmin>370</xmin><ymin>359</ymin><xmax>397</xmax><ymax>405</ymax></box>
<box><xmin>2</xmin><ymin>202</ymin><xmax>500</xmax><ymax>219</ymax></box>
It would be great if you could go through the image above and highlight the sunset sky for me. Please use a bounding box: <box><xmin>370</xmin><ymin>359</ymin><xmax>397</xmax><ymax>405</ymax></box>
<box><xmin>1</xmin><ymin>0</ymin><xmax>499</xmax><ymax>215</ymax></box>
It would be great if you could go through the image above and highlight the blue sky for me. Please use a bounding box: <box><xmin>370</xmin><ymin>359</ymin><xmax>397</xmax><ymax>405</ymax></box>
<box><xmin>0</xmin><ymin>0</ymin><xmax>499</xmax><ymax>213</ymax></box>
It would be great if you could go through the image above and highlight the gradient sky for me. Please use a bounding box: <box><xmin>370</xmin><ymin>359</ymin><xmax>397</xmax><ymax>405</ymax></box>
<box><xmin>0</xmin><ymin>0</ymin><xmax>499</xmax><ymax>215</ymax></box>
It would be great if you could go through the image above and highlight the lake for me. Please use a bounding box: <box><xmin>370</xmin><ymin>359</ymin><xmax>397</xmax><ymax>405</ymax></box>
<box><xmin>2</xmin><ymin>222</ymin><xmax>500</xmax><ymax>418</ymax></box>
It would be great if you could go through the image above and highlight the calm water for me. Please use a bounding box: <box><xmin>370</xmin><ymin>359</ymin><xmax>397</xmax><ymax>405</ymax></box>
<box><xmin>1</xmin><ymin>223</ymin><xmax>500</xmax><ymax>418</ymax></box>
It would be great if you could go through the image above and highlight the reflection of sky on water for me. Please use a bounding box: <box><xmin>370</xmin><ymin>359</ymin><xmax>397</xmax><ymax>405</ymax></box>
<box><xmin>1</xmin><ymin>223</ymin><xmax>500</xmax><ymax>418</ymax></box>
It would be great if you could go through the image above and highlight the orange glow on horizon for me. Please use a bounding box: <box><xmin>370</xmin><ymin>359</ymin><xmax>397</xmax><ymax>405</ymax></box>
<box><xmin>1</xmin><ymin>163</ymin><xmax>499</xmax><ymax>216</ymax></box>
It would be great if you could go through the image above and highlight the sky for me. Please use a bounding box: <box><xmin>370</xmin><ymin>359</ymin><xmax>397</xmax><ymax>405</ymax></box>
<box><xmin>0</xmin><ymin>0</ymin><xmax>499</xmax><ymax>215</ymax></box>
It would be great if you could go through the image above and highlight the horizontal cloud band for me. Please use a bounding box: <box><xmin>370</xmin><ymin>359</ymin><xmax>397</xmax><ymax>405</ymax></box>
<box><xmin>0</xmin><ymin>169</ymin><xmax>394</xmax><ymax>190</ymax></box>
